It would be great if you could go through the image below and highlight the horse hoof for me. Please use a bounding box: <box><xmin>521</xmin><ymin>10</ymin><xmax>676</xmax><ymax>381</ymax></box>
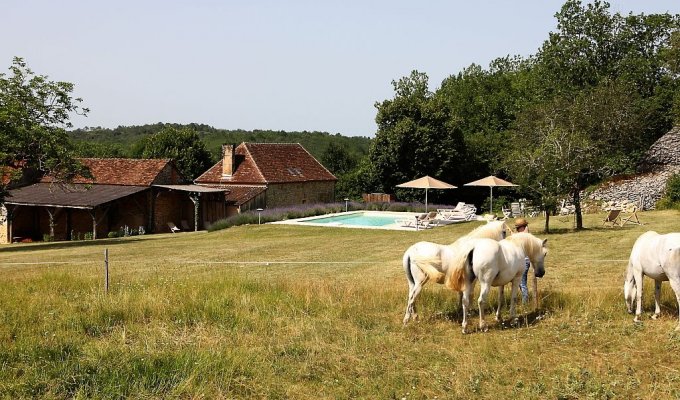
<box><xmin>652</xmin><ymin>314</ymin><xmax>660</xmax><ymax>320</ymax></box>
<box><xmin>634</xmin><ymin>317</ymin><xmax>642</xmax><ymax>324</ymax></box>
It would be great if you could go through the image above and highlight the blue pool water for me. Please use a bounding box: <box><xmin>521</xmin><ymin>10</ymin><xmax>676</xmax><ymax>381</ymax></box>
<box><xmin>298</xmin><ymin>212</ymin><xmax>405</xmax><ymax>227</ymax></box>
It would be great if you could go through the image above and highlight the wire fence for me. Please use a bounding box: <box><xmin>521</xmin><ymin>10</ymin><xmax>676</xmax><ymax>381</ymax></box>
<box><xmin>0</xmin><ymin>259</ymin><xmax>629</xmax><ymax>267</ymax></box>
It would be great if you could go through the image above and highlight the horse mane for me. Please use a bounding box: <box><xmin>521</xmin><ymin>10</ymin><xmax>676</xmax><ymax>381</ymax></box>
<box><xmin>506</xmin><ymin>232</ymin><xmax>544</xmax><ymax>259</ymax></box>
<box><xmin>451</xmin><ymin>220</ymin><xmax>510</xmax><ymax>245</ymax></box>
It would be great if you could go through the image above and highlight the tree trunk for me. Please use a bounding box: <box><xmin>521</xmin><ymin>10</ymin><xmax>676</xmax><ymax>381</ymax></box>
<box><xmin>573</xmin><ymin>190</ymin><xmax>583</xmax><ymax>230</ymax></box>
<box><xmin>544</xmin><ymin>209</ymin><xmax>550</xmax><ymax>233</ymax></box>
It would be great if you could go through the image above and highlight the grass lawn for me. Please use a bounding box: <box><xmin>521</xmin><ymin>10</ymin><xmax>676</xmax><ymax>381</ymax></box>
<box><xmin>1</xmin><ymin>210</ymin><xmax>680</xmax><ymax>398</ymax></box>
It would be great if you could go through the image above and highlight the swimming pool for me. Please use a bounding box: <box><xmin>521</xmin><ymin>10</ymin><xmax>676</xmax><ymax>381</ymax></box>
<box><xmin>272</xmin><ymin>211</ymin><xmax>424</xmax><ymax>230</ymax></box>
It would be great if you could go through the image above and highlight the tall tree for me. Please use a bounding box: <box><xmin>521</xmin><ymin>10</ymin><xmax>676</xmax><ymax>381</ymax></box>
<box><xmin>370</xmin><ymin>70</ymin><xmax>466</xmax><ymax>202</ymax></box>
<box><xmin>134</xmin><ymin>126</ymin><xmax>213</xmax><ymax>180</ymax></box>
<box><xmin>438</xmin><ymin>57</ymin><xmax>532</xmax><ymax>177</ymax></box>
<box><xmin>0</xmin><ymin>57</ymin><xmax>88</xmax><ymax>202</ymax></box>
<box><xmin>503</xmin><ymin>82</ymin><xmax>642</xmax><ymax>230</ymax></box>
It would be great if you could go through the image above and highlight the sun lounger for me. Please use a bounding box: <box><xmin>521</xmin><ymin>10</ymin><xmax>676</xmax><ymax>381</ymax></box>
<box><xmin>167</xmin><ymin>222</ymin><xmax>181</xmax><ymax>233</ymax></box>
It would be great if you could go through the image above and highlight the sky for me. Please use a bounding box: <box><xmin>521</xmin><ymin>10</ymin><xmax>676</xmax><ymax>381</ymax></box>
<box><xmin>3</xmin><ymin>1</ymin><xmax>680</xmax><ymax>137</ymax></box>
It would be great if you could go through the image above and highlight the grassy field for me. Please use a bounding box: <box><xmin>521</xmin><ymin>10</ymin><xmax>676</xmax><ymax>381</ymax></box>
<box><xmin>1</xmin><ymin>211</ymin><xmax>680</xmax><ymax>399</ymax></box>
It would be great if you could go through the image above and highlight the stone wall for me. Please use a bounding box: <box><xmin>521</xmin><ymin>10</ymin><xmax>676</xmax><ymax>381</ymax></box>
<box><xmin>585</xmin><ymin>165</ymin><xmax>680</xmax><ymax>210</ymax></box>
<box><xmin>266</xmin><ymin>181</ymin><xmax>335</xmax><ymax>208</ymax></box>
<box><xmin>585</xmin><ymin>127</ymin><xmax>680</xmax><ymax>210</ymax></box>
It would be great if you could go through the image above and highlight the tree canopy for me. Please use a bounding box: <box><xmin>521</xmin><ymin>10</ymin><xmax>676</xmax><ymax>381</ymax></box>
<box><xmin>365</xmin><ymin>0</ymin><xmax>680</xmax><ymax>229</ymax></box>
<box><xmin>133</xmin><ymin>126</ymin><xmax>214</xmax><ymax>180</ymax></box>
<box><xmin>0</xmin><ymin>57</ymin><xmax>88</xmax><ymax>202</ymax></box>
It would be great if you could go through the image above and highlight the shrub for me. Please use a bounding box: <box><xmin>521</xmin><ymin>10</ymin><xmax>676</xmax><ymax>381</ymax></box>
<box><xmin>42</xmin><ymin>234</ymin><xmax>54</xmax><ymax>242</ymax></box>
<box><xmin>657</xmin><ymin>173</ymin><xmax>680</xmax><ymax>210</ymax></box>
<box><xmin>107</xmin><ymin>231</ymin><xmax>120</xmax><ymax>238</ymax></box>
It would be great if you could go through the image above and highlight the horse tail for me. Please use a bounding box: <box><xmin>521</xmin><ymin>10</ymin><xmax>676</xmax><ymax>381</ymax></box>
<box><xmin>413</xmin><ymin>256</ymin><xmax>445</xmax><ymax>284</ymax></box>
<box><xmin>403</xmin><ymin>251</ymin><xmax>415</xmax><ymax>286</ymax></box>
<box><xmin>466</xmin><ymin>248</ymin><xmax>475</xmax><ymax>282</ymax></box>
<box><xmin>444</xmin><ymin>247</ymin><xmax>473</xmax><ymax>292</ymax></box>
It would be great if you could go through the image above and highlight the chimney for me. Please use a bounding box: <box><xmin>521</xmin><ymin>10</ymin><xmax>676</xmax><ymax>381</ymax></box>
<box><xmin>222</xmin><ymin>144</ymin><xmax>236</xmax><ymax>177</ymax></box>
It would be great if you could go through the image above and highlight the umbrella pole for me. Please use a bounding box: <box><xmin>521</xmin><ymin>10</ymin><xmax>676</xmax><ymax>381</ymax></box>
<box><xmin>490</xmin><ymin>186</ymin><xmax>493</xmax><ymax>214</ymax></box>
<box><xmin>425</xmin><ymin>189</ymin><xmax>428</xmax><ymax>212</ymax></box>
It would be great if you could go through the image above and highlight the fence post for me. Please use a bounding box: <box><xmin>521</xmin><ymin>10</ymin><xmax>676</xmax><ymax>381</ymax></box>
<box><xmin>104</xmin><ymin>248</ymin><xmax>109</xmax><ymax>294</ymax></box>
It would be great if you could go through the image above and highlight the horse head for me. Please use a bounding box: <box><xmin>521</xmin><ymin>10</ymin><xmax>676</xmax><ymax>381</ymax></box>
<box><xmin>511</xmin><ymin>233</ymin><xmax>547</xmax><ymax>278</ymax></box>
<box><xmin>533</xmin><ymin>238</ymin><xmax>548</xmax><ymax>278</ymax></box>
<box><xmin>623</xmin><ymin>265</ymin><xmax>636</xmax><ymax>314</ymax></box>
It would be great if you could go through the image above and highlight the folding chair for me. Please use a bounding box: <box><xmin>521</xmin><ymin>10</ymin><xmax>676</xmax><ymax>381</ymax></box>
<box><xmin>602</xmin><ymin>209</ymin><xmax>622</xmax><ymax>227</ymax></box>
<box><xmin>621</xmin><ymin>206</ymin><xmax>642</xmax><ymax>226</ymax></box>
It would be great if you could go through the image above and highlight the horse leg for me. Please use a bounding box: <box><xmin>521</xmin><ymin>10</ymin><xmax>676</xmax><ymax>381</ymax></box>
<box><xmin>461</xmin><ymin>286</ymin><xmax>472</xmax><ymax>334</ymax></box>
<box><xmin>478</xmin><ymin>282</ymin><xmax>491</xmax><ymax>332</ymax></box>
<box><xmin>458</xmin><ymin>291</ymin><xmax>463</xmax><ymax>315</ymax></box>
<box><xmin>634</xmin><ymin>269</ymin><xmax>644</xmax><ymax>323</ymax></box>
<box><xmin>403</xmin><ymin>265</ymin><xmax>428</xmax><ymax>325</ymax></box>
<box><xmin>509</xmin><ymin>278</ymin><xmax>520</xmax><ymax>325</ymax></box>
<box><xmin>495</xmin><ymin>285</ymin><xmax>504</xmax><ymax>321</ymax></box>
<box><xmin>668</xmin><ymin>277</ymin><xmax>680</xmax><ymax>331</ymax></box>
<box><xmin>652</xmin><ymin>280</ymin><xmax>662</xmax><ymax>320</ymax></box>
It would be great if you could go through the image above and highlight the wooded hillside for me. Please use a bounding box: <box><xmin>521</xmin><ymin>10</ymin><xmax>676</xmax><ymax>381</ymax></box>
<box><xmin>69</xmin><ymin>123</ymin><xmax>371</xmax><ymax>162</ymax></box>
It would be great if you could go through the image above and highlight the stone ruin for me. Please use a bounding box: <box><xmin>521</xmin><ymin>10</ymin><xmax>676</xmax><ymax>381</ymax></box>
<box><xmin>585</xmin><ymin>126</ymin><xmax>680</xmax><ymax>210</ymax></box>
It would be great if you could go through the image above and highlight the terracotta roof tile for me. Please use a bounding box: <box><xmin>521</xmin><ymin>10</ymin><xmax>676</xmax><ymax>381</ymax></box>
<box><xmin>41</xmin><ymin>158</ymin><xmax>181</xmax><ymax>186</ymax></box>
<box><xmin>195</xmin><ymin>143</ymin><xmax>336</xmax><ymax>184</ymax></box>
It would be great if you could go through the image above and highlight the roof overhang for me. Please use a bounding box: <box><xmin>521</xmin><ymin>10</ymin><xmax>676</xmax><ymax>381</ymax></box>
<box><xmin>3</xmin><ymin>183</ymin><xmax>149</xmax><ymax>209</ymax></box>
<box><xmin>153</xmin><ymin>184</ymin><xmax>228</xmax><ymax>193</ymax></box>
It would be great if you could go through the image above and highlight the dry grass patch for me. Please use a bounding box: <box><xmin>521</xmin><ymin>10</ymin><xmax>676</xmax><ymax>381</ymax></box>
<box><xmin>1</xmin><ymin>210</ymin><xmax>680</xmax><ymax>398</ymax></box>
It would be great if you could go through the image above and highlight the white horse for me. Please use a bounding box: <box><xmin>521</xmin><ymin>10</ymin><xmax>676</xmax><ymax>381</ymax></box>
<box><xmin>457</xmin><ymin>233</ymin><xmax>547</xmax><ymax>333</ymax></box>
<box><xmin>413</xmin><ymin>232</ymin><xmax>547</xmax><ymax>333</ymax></box>
<box><xmin>402</xmin><ymin>220</ymin><xmax>512</xmax><ymax>324</ymax></box>
<box><xmin>624</xmin><ymin>231</ymin><xmax>680</xmax><ymax>330</ymax></box>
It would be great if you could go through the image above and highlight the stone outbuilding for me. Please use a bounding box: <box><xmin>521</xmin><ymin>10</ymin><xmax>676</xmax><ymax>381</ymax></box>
<box><xmin>0</xmin><ymin>158</ymin><xmax>227</xmax><ymax>243</ymax></box>
<box><xmin>194</xmin><ymin>142</ymin><xmax>337</xmax><ymax>214</ymax></box>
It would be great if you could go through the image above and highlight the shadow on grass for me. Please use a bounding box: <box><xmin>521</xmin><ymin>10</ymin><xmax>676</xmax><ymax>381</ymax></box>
<box><xmin>0</xmin><ymin>233</ymin><xmax>181</xmax><ymax>254</ymax></box>
<box><xmin>425</xmin><ymin>288</ymin><xmax>570</xmax><ymax>332</ymax></box>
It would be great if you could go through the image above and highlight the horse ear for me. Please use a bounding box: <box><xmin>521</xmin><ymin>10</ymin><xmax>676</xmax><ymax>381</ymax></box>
<box><xmin>542</xmin><ymin>239</ymin><xmax>548</xmax><ymax>246</ymax></box>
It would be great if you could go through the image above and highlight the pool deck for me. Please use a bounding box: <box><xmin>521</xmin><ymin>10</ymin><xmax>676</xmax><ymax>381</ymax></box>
<box><xmin>270</xmin><ymin>211</ymin><xmax>461</xmax><ymax>231</ymax></box>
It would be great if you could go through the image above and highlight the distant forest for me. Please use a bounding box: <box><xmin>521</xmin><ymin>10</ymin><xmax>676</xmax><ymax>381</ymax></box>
<box><xmin>69</xmin><ymin>123</ymin><xmax>372</xmax><ymax>163</ymax></box>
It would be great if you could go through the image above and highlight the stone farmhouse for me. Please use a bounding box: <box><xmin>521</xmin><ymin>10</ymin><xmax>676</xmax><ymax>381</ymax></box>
<box><xmin>1</xmin><ymin>142</ymin><xmax>337</xmax><ymax>243</ymax></box>
<box><xmin>194</xmin><ymin>142</ymin><xmax>337</xmax><ymax>213</ymax></box>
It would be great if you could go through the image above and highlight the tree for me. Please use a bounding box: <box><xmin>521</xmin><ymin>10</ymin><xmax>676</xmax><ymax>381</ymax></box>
<box><xmin>503</xmin><ymin>82</ymin><xmax>642</xmax><ymax>231</ymax></box>
<box><xmin>321</xmin><ymin>142</ymin><xmax>356</xmax><ymax>176</ymax></box>
<box><xmin>134</xmin><ymin>126</ymin><xmax>213</xmax><ymax>180</ymax></box>
<box><xmin>0</xmin><ymin>57</ymin><xmax>88</xmax><ymax>202</ymax></box>
<box><xmin>370</xmin><ymin>70</ymin><xmax>466</xmax><ymax>202</ymax></box>
<box><xmin>438</xmin><ymin>57</ymin><xmax>533</xmax><ymax>177</ymax></box>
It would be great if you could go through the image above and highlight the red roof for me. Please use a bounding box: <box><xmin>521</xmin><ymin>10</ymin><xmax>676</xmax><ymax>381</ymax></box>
<box><xmin>41</xmin><ymin>158</ymin><xmax>181</xmax><ymax>186</ymax></box>
<box><xmin>195</xmin><ymin>143</ymin><xmax>336</xmax><ymax>184</ymax></box>
<box><xmin>1</xmin><ymin>161</ymin><xmax>27</xmax><ymax>185</ymax></box>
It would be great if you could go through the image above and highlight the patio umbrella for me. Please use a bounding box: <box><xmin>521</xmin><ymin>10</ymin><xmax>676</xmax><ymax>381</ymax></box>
<box><xmin>464</xmin><ymin>175</ymin><xmax>518</xmax><ymax>214</ymax></box>
<box><xmin>396</xmin><ymin>175</ymin><xmax>457</xmax><ymax>212</ymax></box>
